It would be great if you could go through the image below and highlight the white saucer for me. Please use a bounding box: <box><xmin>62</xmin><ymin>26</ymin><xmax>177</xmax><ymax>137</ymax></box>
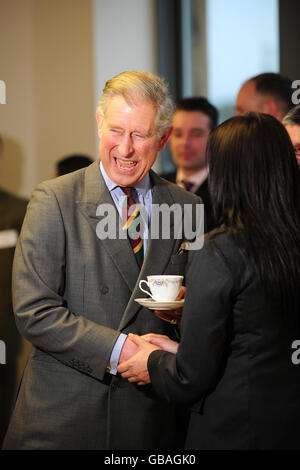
<box><xmin>134</xmin><ymin>298</ymin><xmax>185</xmax><ymax>310</ymax></box>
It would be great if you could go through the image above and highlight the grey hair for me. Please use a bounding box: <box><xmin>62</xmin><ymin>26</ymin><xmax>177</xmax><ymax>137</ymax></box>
<box><xmin>96</xmin><ymin>71</ymin><xmax>174</xmax><ymax>138</ymax></box>
<box><xmin>282</xmin><ymin>104</ymin><xmax>300</xmax><ymax>127</ymax></box>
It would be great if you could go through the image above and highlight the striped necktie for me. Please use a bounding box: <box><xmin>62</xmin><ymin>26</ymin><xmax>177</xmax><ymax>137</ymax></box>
<box><xmin>121</xmin><ymin>187</ymin><xmax>144</xmax><ymax>269</ymax></box>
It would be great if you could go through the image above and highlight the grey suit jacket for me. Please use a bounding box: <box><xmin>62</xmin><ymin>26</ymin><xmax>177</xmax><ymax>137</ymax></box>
<box><xmin>3</xmin><ymin>161</ymin><xmax>201</xmax><ymax>450</ymax></box>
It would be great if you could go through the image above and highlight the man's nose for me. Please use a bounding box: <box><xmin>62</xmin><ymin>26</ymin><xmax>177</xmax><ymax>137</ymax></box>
<box><xmin>118</xmin><ymin>135</ymin><xmax>134</xmax><ymax>156</ymax></box>
<box><xmin>182</xmin><ymin>134</ymin><xmax>192</xmax><ymax>147</ymax></box>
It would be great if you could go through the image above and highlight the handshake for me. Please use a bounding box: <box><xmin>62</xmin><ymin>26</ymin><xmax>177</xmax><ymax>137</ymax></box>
<box><xmin>117</xmin><ymin>332</ymin><xmax>179</xmax><ymax>385</ymax></box>
<box><xmin>117</xmin><ymin>286</ymin><xmax>185</xmax><ymax>385</ymax></box>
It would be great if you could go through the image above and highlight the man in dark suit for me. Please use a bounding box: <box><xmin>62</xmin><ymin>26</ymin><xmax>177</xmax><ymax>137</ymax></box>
<box><xmin>0</xmin><ymin>136</ymin><xmax>28</xmax><ymax>446</ymax></box>
<box><xmin>3</xmin><ymin>71</ymin><xmax>201</xmax><ymax>450</ymax></box>
<box><xmin>162</xmin><ymin>97</ymin><xmax>218</xmax><ymax>231</ymax></box>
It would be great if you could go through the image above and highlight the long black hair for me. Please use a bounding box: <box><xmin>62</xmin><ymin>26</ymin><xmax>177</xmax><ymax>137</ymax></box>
<box><xmin>206</xmin><ymin>112</ymin><xmax>300</xmax><ymax>307</ymax></box>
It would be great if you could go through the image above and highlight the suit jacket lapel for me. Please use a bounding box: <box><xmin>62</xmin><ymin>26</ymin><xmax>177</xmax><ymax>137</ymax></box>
<box><xmin>76</xmin><ymin>161</ymin><xmax>140</xmax><ymax>293</ymax></box>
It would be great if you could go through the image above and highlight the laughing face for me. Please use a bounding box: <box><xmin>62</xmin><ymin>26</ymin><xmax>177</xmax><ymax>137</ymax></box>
<box><xmin>97</xmin><ymin>95</ymin><xmax>170</xmax><ymax>187</ymax></box>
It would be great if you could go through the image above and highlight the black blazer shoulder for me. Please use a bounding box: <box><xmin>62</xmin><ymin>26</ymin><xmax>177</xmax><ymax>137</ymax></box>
<box><xmin>160</xmin><ymin>173</ymin><xmax>217</xmax><ymax>232</ymax></box>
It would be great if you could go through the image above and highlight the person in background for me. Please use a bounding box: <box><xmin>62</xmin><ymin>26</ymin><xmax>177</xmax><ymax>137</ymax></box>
<box><xmin>118</xmin><ymin>113</ymin><xmax>300</xmax><ymax>450</ymax></box>
<box><xmin>162</xmin><ymin>97</ymin><xmax>218</xmax><ymax>232</ymax></box>
<box><xmin>0</xmin><ymin>135</ymin><xmax>28</xmax><ymax>446</ymax></box>
<box><xmin>235</xmin><ymin>72</ymin><xmax>294</xmax><ymax>120</ymax></box>
<box><xmin>282</xmin><ymin>104</ymin><xmax>300</xmax><ymax>169</ymax></box>
<box><xmin>3</xmin><ymin>71</ymin><xmax>201</xmax><ymax>450</ymax></box>
<box><xmin>55</xmin><ymin>154</ymin><xmax>94</xmax><ymax>177</ymax></box>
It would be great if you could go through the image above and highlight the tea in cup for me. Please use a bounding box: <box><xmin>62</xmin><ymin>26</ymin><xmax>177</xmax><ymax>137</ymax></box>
<box><xmin>139</xmin><ymin>275</ymin><xmax>183</xmax><ymax>302</ymax></box>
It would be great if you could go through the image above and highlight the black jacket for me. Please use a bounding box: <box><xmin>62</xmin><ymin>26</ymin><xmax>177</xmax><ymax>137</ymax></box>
<box><xmin>149</xmin><ymin>229</ymin><xmax>300</xmax><ymax>449</ymax></box>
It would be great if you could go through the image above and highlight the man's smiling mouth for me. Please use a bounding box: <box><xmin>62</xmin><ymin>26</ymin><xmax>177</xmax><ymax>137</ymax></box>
<box><xmin>115</xmin><ymin>158</ymin><xmax>137</xmax><ymax>170</ymax></box>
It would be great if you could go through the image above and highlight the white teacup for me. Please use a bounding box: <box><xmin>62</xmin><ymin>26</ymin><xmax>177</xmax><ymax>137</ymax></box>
<box><xmin>139</xmin><ymin>275</ymin><xmax>183</xmax><ymax>302</ymax></box>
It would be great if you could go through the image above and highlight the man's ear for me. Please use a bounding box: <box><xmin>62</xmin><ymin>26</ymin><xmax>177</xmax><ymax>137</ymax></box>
<box><xmin>158</xmin><ymin>127</ymin><xmax>173</xmax><ymax>151</ymax></box>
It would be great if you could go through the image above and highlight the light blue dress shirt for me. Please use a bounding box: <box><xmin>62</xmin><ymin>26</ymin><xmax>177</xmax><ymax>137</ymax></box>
<box><xmin>99</xmin><ymin>162</ymin><xmax>153</xmax><ymax>374</ymax></box>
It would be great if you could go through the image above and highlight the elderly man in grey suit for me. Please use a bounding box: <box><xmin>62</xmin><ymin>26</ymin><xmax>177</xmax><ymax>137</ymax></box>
<box><xmin>3</xmin><ymin>71</ymin><xmax>202</xmax><ymax>450</ymax></box>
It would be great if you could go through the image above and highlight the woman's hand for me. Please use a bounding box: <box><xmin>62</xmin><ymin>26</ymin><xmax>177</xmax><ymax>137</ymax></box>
<box><xmin>153</xmin><ymin>286</ymin><xmax>186</xmax><ymax>325</ymax></box>
<box><xmin>141</xmin><ymin>333</ymin><xmax>179</xmax><ymax>354</ymax></box>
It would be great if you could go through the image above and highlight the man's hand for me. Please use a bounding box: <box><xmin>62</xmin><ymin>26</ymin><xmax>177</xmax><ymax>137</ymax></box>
<box><xmin>118</xmin><ymin>336</ymin><xmax>139</xmax><ymax>364</ymax></box>
<box><xmin>117</xmin><ymin>334</ymin><xmax>159</xmax><ymax>385</ymax></box>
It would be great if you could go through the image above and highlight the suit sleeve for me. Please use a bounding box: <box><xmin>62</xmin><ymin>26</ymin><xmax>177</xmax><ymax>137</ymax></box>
<box><xmin>148</xmin><ymin>241</ymin><xmax>234</xmax><ymax>405</ymax></box>
<box><xmin>12</xmin><ymin>183</ymin><xmax>120</xmax><ymax>381</ymax></box>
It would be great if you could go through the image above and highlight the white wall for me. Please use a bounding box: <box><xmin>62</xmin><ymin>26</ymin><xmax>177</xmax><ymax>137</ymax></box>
<box><xmin>0</xmin><ymin>0</ymin><xmax>37</xmax><ymax>198</ymax></box>
<box><xmin>1</xmin><ymin>0</ymin><xmax>159</xmax><ymax>198</ymax></box>
<box><xmin>0</xmin><ymin>0</ymin><xmax>96</xmax><ymax>198</ymax></box>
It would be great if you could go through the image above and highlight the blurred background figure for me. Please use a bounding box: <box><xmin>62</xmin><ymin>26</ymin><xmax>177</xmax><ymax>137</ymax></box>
<box><xmin>282</xmin><ymin>105</ymin><xmax>300</xmax><ymax>169</ymax></box>
<box><xmin>162</xmin><ymin>97</ymin><xmax>218</xmax><ymax>231</ymax></box>
<box><xmin>0</xmin><ymin>135</ymin><xmax>28</xmax><ymax>446</ymax></box>
<box><xmin>55</xmin><ymin>154</ymin><xmax>94</xmax><ymax>177</ymax></box>
<box><xmin>235</xmin><ymin>72</ymin><xmax>294</xmax><ymax>120</ymax></box>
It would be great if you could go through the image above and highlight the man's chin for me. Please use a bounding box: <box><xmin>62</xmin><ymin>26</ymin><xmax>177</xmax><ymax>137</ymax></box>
<box><xmin>180</xmin><ymin>164</ymin><xmax>203</xmax><ymax>172</ymax></box>
<box><xmin>110</xmin><ymin>170</ymin><xmax>143</xmax><ymax>187</ymax></box>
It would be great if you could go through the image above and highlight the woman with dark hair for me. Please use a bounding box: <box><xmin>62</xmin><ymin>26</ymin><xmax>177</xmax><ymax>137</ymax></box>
<box><xmin>118</xmin><ymin>113</ymin><xmax>300</xmax><ymax>450</ymax></box>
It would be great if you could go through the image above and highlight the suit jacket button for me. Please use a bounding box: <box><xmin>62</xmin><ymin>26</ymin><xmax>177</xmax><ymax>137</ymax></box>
<box><xmin>101</xmin><ymin>286</ymin><xmax>109</xmax><ymax>294</ymax></box>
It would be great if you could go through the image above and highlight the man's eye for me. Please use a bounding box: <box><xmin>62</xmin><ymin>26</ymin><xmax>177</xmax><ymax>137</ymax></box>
<box><xmin>110</xmin><ymin>129</ymin><xmax>122</xmax><ymax>134</ymax></box>
<box><xmin>132</xmin><ymin>133</ymin><xmax>145</xmax><ymax>139</ymax></box>
<box><xmin>191</xmin><ymin>130</ymin><xmax>205</xmax><ymax>137</ymax></box>
<box><xmin>173</xmin><ymin>131</ymin><xmax>182</xmax><ymax>138</ymax></box>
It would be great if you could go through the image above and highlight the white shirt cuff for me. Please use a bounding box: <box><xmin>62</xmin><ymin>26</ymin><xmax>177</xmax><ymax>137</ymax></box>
<box><xmin>109</xmin><ymin>333</ymin><xmax>127</xmax><ymax>375</ymax></box>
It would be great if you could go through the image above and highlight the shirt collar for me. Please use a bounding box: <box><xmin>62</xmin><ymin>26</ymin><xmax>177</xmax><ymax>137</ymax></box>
<box><xmin>100</xmin><ymin>161</ymin><xmax>152</xmax><ymax>196</ymax></box>
<box><xmin>176</xmin><ymin>167</ymin><xmax>208</xmax><ymax>189</ymax></box>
